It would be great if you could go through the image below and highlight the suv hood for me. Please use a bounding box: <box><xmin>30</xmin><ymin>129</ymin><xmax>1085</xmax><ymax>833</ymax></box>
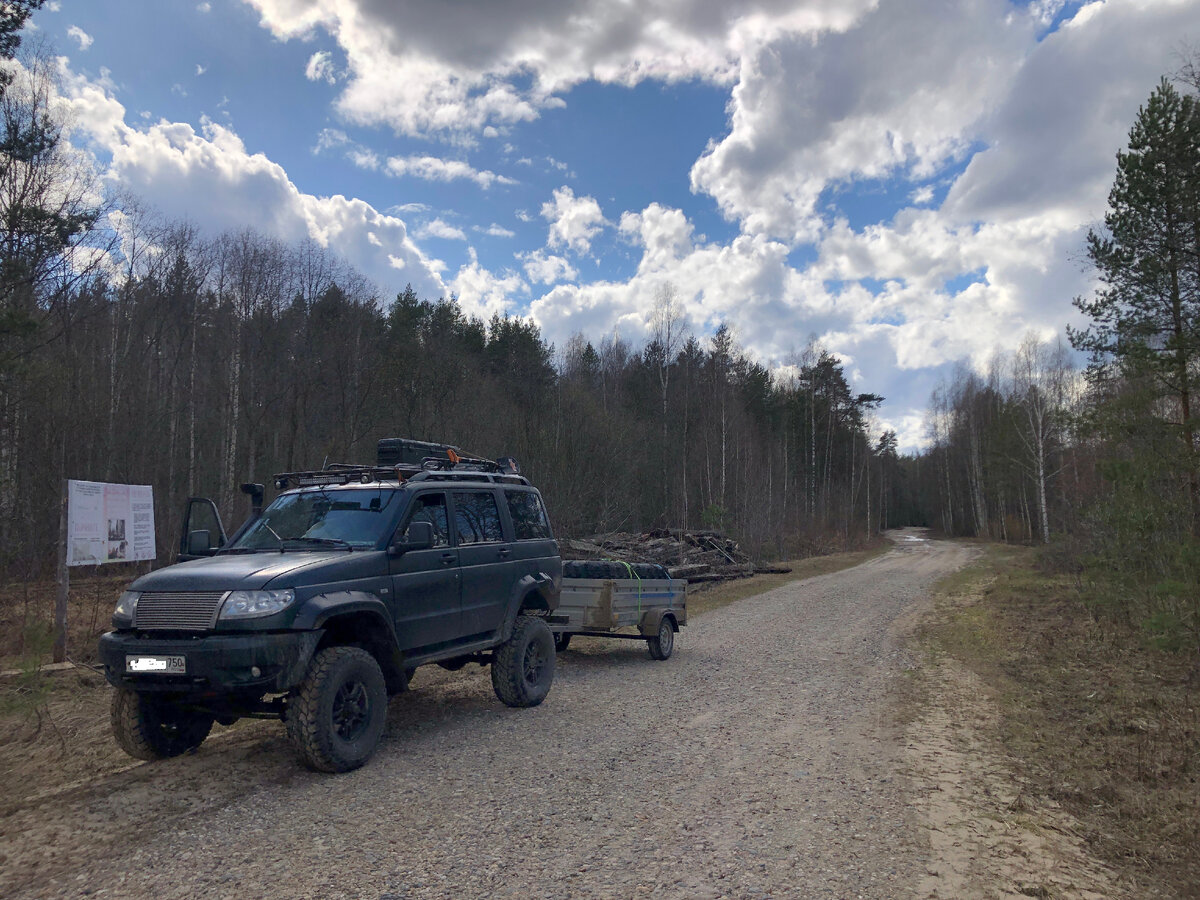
<box><xmin>130</xmin><ymin>551</ymin><xmax>355</xmax><ymax>593</ymax></box>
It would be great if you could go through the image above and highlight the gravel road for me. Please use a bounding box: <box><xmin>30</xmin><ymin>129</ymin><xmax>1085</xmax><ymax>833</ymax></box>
<box><xmin>8</xmin><ymin>532</ymin><xmax>973</xmax><ymax>899</ymax></box>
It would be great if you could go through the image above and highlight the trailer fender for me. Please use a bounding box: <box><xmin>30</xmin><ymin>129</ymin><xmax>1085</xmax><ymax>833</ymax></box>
<box><xmin>498</xmin><ymin>573</ymin><xmax>559</xmax><ymax>642</ymax></box>
<box><xmin>639</xmin><ymin>608</ymin><xmax>678</xmax><ymax>638</ymax></box>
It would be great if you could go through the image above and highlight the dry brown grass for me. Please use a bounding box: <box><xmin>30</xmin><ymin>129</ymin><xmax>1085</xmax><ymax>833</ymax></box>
<box><xmin>922</xmin><ymin>545</ymin><xmax>1200</xmax><ymax>898</ymax></box>
<box><xmin>0</xmin><ymin>573</ymin><xmax>132</xmax><ymax>670</ymax></box>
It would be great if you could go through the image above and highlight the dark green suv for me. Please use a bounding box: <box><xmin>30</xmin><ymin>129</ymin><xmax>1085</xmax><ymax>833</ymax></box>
<box><xmin>99</xmin><ymin>456</ymin><xmax>561</xmax><ymax>773</ymax></box>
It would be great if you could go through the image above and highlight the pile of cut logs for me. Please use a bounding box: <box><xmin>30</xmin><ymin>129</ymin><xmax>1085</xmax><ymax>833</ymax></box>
<box><xmin>561</xmin><ymin>529</ymin><xmax>791</xmax><ymax>583</ymax></box>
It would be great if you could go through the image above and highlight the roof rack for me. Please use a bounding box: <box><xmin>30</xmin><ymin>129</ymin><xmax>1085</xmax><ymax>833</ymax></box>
<box><xmin>272</xmin><ymin>465</ymin><xmax>406</xmax><ymax>490</ymax></box>
<box><xmin>272</xmin><ymin>451</ymin><xmax>527</xmax><ymax>491</ymax></box>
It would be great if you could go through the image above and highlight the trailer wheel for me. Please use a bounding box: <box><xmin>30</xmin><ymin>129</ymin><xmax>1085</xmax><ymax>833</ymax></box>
<box><xmin>553</xmin><ymin>633</ymin><xmax>571</xmax><ymax>652</ymax></box>
<box><xmin>492</xmin><ymin>615</ymin><xmax>555</xmax><ymax>707</ymax></box>
<box><xmin>111</xmin><ymin>689</ymin><xmax>213</xmax><ymax>760</ymax></box>
<box><xmin>647</xmin><ymin>617</ymin><xmax>675</xmax><ymax>660</ymax></box>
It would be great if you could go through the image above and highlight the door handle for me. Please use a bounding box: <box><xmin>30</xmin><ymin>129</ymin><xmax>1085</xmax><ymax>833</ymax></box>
<box><xmin>497</xmin><ymin>547</ymin><xmax>511</xmax><ymax>558</ymax></box>
<box><xmin>441</xmin><ymin>552</ymin><xmax>456</xmax><ymax>566</ymax></box>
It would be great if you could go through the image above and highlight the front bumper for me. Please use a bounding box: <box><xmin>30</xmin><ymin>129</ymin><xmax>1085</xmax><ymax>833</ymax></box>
<box><xmin>99</xmin><ymin>630</ymin><xmax>320</xmax><ymax>695</ymax></box>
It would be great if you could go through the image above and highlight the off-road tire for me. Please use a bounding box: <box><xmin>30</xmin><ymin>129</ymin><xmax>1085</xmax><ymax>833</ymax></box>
<box><xmin>647</xmin><ymin>617</ymin><xmax>675</xmax><ymax>660</ymax></box>
<box><xmin>110</xmin><ymin>689</ymin><xmax>214</xmax><ymax>760</ymax></box>
<box><xmin>286</xmin><ymin>646</ymin><xmax>388</xmax><ymax>773</ymax></box>
<box><xmin>553</xmin><ymin>632</ymin><xmax>572</xmax><ymax>652</ymax></box>
<box><xmin>491</xmin><ymin>615</ymin><xmax>555</xmax><ymax>707</ymax></box>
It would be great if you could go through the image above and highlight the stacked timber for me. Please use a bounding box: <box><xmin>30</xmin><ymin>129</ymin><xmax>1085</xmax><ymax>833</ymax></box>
<box><xmin>561</xmin><ymin>529</ymin><xmax>790</xmax><ymax>583</ymax></box>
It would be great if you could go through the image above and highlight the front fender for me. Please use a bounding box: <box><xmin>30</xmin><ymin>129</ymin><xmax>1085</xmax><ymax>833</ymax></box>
<box><xmin>292</xmin><ymin>591</ymin><xmax>398</xmax><ymax>644</ymax></box>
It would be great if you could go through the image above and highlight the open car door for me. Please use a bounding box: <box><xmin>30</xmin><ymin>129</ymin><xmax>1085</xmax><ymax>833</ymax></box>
<box><xmin>178</xmin><ymin>497</ymin><xmax>226</xmax><ymax>561</ymax></box>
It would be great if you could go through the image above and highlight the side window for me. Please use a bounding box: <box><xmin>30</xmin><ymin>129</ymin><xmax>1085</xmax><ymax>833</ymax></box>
<box><xmin>505</xmin><ymin>491</ymin><xmax>551</xmax><ymax>540</ymax></box>
<box><xmin>402</xmin><ymin>493</ymin><xmax>449</xmax><ymax>547</ymax></box>
<box><xmin>454</xmin><ymin>492</ymin><xmax>504</xmax><ymax>545</ymax></box>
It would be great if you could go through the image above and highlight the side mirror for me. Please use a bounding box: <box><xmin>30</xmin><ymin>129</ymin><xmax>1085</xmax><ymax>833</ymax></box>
<box><xmin>180</xmin><ymin>496</ymin><xmax>226</xmax><ymax>559</ymax></box>
<box><xmin>187</xmin><ymin>529</ymin><xmax>215</xmax><ymax>556</ymax></box>
<box><xmin>390</xmin><ymin>520</ymin><xmax>434</xmax><ymax>555</ymax></box>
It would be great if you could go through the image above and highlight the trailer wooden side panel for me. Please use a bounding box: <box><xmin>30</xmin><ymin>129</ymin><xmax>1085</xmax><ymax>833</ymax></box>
<box><xmin>554</xmin><ymin>577</ymin><xmax>686</xmax><ymax>634</ymax></box>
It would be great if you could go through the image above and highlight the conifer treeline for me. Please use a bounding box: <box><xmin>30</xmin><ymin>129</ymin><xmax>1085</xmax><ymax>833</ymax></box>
<box><xmin>0</xmin><ymin>219</ymin><xmax>897</xmax><ymax>576</ymax></box>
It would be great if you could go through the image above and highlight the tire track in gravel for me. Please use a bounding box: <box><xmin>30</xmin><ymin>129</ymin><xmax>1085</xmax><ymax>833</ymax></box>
<box><xmin>12</xmin><ymin>530</ymin><xmax>973</xmax><ymax>900</ymax></box>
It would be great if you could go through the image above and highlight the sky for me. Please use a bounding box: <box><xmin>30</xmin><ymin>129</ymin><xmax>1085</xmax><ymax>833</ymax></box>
<box><xmin>26</xmin><ymin>0</ymin><xmax>1200</xmax><ymax>450</ymax></box>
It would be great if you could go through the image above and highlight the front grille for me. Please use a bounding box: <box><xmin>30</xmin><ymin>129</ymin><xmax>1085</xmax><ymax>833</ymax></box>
<box><xmin>134</xmin><ymin>591</ymin><xmax>227</xmax><ymax>631</ymax></box>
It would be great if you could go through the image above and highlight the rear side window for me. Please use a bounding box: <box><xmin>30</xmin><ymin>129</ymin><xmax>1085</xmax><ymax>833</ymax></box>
<box><xmin>505</xmin><ymin>491</ymin><xmax>551</xmax><ymax>540</ymax></box>
<box><xmin>454</xmin><ymin>492</ymin><xmax>504</xmax><ymax>545</ymax></box>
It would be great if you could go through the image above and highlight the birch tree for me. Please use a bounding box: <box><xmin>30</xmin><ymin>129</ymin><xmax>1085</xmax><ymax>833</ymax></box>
<box><xmin>1010</xmin><ymin>334</ymin><xmax>1072</xmax><ymax>544</ymax></box>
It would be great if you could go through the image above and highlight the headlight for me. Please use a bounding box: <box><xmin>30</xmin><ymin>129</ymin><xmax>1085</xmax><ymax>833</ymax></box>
<box><xmin>219</xmin><ymin>589</ymin><xmax>296</xmax><ymax>620</ymax></box>
<box><xmin>113</xmin><ymin>590</ymin><xmax>139</xmax><ymax>623</ymax></box>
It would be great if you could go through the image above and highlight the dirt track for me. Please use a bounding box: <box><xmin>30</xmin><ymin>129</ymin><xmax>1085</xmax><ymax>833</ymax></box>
<box><xmin>2</xmin><ymin>531</ymin><xmax>975</xmax><ymax>899</ymax></box>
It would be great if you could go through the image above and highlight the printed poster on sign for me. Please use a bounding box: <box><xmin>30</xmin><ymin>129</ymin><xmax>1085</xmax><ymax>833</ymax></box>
<box><xmin>67</xmin><ymin>480</ymin><xmax>156</xmax><ymax>566</ymax></box>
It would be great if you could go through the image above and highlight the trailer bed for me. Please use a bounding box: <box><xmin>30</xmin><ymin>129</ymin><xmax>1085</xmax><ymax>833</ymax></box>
<box><xmin>550</xmin><ymin>576</ymin><xmax>687</xmax><ymax>659</ymax></box>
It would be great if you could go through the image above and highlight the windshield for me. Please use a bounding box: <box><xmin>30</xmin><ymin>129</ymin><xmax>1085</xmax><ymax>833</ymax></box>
<box><xmin>229</xmin><ymin>488</ymin><xmax>399</xmax><ymax>551</ymax></box>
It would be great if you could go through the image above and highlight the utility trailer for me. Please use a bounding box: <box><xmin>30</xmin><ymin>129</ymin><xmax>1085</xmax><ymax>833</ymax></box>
<box><xmin>550</xmin><ymin>560</ymin><xmax>687</xmax><ymax>659</ymax></box>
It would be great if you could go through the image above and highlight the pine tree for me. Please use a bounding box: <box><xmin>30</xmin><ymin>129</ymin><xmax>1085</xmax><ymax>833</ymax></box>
<box><xmin>1070</xmin><ymin>78</ymin><xmax>1200</xmax><ymax>528</ymax></box>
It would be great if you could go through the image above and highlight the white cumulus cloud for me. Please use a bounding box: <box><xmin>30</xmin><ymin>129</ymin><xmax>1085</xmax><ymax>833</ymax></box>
<box><xmin>542</xmin><ymin>186</ymin><xmax>606</xmax><ymax>255</ymax></box>
<box><xmin>519</xmin><ymin>250</ymin><xmax>577</xmax><ymax>285</ymax></box>
<box><xmin>55</xmin><ymin>59</ymin><xmax>447</xmax><ymax>301</ymax></box>
<box><xmin>305</xmin><ymin>50</ymin><xmax>337</xmax><ymax>85</ymax></box>
<box><xmin>238</xmin><ymin>0</ymin><xmax>875</xmax><ymax>138</ymax></box>
<box><xmin>451</xmin><ymin>249</ymin><xmax>525</xmax><ymax>320</ymax></box>
<box><xmin>416</xmin><ymin>218</ymin><xmax>467</xmax><ymax>241</ymax></box>
<box><xmin>385</xmin><ymin>155</ymin><xmax>516</xmax><ymax>189</ymax></box>
<box><xmin>66</xmin><ymin>26</ymin><xmax>93</xmax><ymax>51</ymax></box>
<box><xmin>691</xmin><ymin>0</ymin><xmax>1031</xmax><ymax>243</ymax></box>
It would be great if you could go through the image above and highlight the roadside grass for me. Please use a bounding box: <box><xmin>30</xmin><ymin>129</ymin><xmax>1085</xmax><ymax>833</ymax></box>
<box><xmin>686</xmin><ymin>544</ymin><xmax>889</xmax><ymax>618</ymax></box>
<box><xmin>0</xmin><ymin>573</ymin><xmax>130</xmax><ymax>671</ymax></box>
<box><xmin>920</xmin><ymin>544</ymin><xmax>1200</xmax><ymax>897</ymax></box>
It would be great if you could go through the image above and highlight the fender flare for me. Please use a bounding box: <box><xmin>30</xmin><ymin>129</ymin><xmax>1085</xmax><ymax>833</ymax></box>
<box><xmin>498</xmin><ymin>572</ymin><xmax>559</xmax><ymax>642</ymax></box>
<box><xmin>292</xmin><ymin>591</ymin><xmax>397</xmax><ymax>639</ymax></box>
<box><xmin>291</xmin><ymin>591</ymin><xmax>406</xmax><ymax>691</ymax></box>
<box><xmin>639</xmin><ymin>608</ymin><xmax>678</xmax><ymax>638</ymax></box>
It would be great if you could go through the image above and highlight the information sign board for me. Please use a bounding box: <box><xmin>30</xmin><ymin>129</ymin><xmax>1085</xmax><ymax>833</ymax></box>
<box><xmin>66</xmin><ymin>480</ymin><xmax>156</xmax><ymax>566</ymax></box>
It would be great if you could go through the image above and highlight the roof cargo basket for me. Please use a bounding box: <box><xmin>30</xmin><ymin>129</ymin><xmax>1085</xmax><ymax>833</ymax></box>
<box><xmin>269</xmin><ymin>439</ymin><xmax>530</xmax><ymax>490</ymax></box>
<box><xmin>377</xmin><ymin>437</ymin><xmax>461</xmax><ymax>468</ymax></box>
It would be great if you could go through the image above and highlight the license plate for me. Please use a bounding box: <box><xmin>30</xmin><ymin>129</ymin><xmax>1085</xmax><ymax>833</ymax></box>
<box><xmin>126</xmin><ymin>655</ymin><xmax>186</xmax><ymax>674</ymax></box>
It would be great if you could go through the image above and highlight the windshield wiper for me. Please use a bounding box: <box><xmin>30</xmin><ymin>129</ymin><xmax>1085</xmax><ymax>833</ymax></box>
<box><xmin>282</xmin><ymin>536</ymin><xmax>354</xmax><ymax>550</ymax></box>
<box><xmin>263</xmin><ymin>522</ymin><xmax>286</xmax><ymax>552</ymax></box>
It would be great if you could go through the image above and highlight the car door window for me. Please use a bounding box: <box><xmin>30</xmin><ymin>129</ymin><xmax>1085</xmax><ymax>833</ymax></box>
<box><xmin>505</xmin><ymin>490</ymin><xmax>551</xmax><ymax>540</ymax></box>
<box><xmin>454</xmin><ymin>492</ymin><xmax>503</xmax><ymax>545</ymax></box>
<box><xmin>401</xmin><ymin>492</ymin><xmax>449</xmax><ymax>547</ymax></box>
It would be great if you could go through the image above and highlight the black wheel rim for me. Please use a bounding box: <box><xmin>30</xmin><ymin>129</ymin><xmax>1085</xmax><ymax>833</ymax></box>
<box><xmin>523</xmin><ymin>640</ymin><xmax>545</xmax><ymax>685</ymax></box>
<box><xmin>150</xmin><ymin>705</ymin><xmax>184</xmax><ymax>740</ymax></box>
<box><xmin>333</xmin><ymin>679</ymin><xmax>370</xmax><ymax>742</ymax></box>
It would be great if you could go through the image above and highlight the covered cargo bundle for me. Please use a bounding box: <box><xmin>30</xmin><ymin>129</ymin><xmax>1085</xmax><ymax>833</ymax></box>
<box><xmin>376</xmin><ymin>438</ymin><xmax>461</xmax><ymax>467</ymax></box>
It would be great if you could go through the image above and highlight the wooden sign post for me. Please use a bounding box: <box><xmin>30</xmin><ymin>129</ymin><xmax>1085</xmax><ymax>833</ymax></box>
<box><xmin>54</xmin><ymin>480</ymin><xmax>69</xmax><ymax>663</ymax></box>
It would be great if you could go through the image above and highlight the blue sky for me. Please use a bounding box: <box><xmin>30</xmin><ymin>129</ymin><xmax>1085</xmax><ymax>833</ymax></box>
<box><xmin>30</xmin><ymin>0</ymin><xmax>1200</xmax><ymax>449</ymax></box>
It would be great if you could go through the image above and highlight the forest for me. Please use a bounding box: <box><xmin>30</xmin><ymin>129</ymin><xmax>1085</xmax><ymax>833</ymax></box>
<box><xmin>0</xmin><ymin>61</ymin><xmax>893</xmax><ymax>580</ymax></box>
